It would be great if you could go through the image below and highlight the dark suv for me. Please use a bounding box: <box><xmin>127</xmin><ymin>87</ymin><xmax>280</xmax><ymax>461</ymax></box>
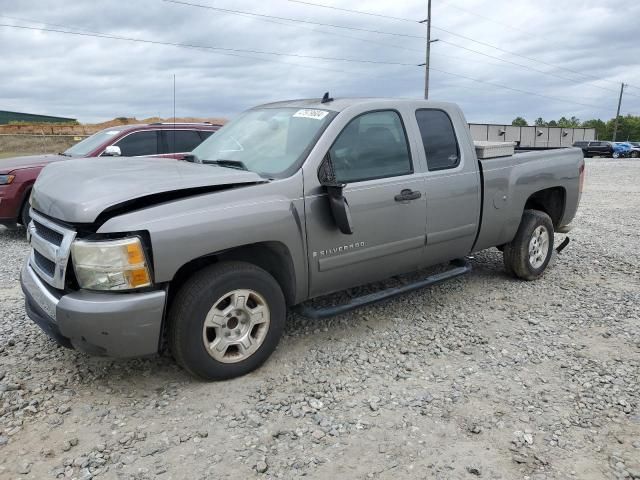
<box><xmin>0</xmin><ymin>123</ymin><xmax>221</xmax><ymax>228</ymax></box>
<box><xmin>573</xmin><ymin>140</ymin><xmax>614</xmax><ymax>158</ymax></box>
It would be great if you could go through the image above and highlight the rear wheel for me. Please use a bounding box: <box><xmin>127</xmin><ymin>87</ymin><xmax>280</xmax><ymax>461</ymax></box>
<box><xmin>612</xmin><ymin>151</ymin><xmax>620</xmax><ymax>158</ymax></box>
<box><xmin>503</xmin><ymin>210</ymin><xmax>554</xmax><ymax>280</ymax></box>
<box><xmin>631</xmin><ymin>151</ymin><xmax>639</xmax><ymax>158</ymax></box>
<box><xmin>168</xmin><ymin>261</ymin><xmax>286</xmax><ymax>380</ymax></box>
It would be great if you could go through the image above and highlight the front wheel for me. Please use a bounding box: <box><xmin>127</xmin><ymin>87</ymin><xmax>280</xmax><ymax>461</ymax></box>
<box><xmin>632</xmin><ymin>151</ymin><xmax>639</xmax><ymax>158</ymax></box>
<box><xmin>19</xmin><ymin>200</ymin><xmax>31</xmax><ymax>227</ymax></box>
<box><xmin>612</xmin><ymin>151</ymin><xmax>620</xmax><ymax>158</ymax></box>
<box><xmin>168</xmin><ymin>262</ymin><xmax>286</xmax><ymax>380</ymax></box>
<box><xmin>503</xmin><ymin>210</ymin><xmax>554</xmax><ymax>280</ymax></box>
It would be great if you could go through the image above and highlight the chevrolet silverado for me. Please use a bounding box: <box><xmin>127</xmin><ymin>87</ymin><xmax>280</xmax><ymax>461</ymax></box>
<box><xmin>20</xmin><ymin>97</ymin><xmax>585</xmax><ymax>380</ymax></box>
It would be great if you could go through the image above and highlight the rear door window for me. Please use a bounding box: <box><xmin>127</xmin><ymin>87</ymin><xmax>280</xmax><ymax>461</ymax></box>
<box><xmin>113</xmin><ymin>131</ymin><xmax>160</xmax><ymax>156</ymax></box>
<box><xmin>415</xmin><ymin>109</ymin><xmax>460</xmax><ymax>171</ymax></box>
<box><xmin>165</xmin><ymin>130</ymin><xmax>206</xmax><ymax>153</ymax></box>
<box><xmin>198</xmin><ymin>130</ymin><xmax>215</xmax><ymax>141</ymax></box>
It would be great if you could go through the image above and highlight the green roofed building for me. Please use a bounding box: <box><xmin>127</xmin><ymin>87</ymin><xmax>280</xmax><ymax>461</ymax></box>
<box><xmin>0</xmin><ymin>110</ymin><xmax>77</xmax><ymax>124</ymax></box>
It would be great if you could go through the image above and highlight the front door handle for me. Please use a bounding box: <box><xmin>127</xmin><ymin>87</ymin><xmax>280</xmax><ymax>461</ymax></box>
<box><xmin>394</xmin><ymin>189</ymin><xmax>422</xmax><ymax>202</ymax></box>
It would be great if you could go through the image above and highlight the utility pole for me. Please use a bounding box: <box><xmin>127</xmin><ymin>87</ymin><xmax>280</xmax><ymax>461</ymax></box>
<box><xmin>424</xmin><ymin>0</ymin><xmax>432</xmax><ymax>99</ymax></box>
<box><xmin>612</xmin><ymin>82</ymin><xmax>625</xmax><ymax>141</ymax></box>
<box><xmin>418</xmin><ymin>2</ymin><xmax>438</xmax><ymax>99</ymax></box>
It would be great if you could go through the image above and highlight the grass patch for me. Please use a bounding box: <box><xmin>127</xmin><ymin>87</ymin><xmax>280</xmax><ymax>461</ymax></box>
<box><xmin>0</xmin><ymin>135</ymin><xmax>78</xmax><ymax>159</ymax></box>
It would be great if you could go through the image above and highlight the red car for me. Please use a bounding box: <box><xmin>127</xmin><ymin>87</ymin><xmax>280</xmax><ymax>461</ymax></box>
<box><xmin>0</xmin><ymin>122</ymin><xmax>220</xmax><ymax>227</ymax></box>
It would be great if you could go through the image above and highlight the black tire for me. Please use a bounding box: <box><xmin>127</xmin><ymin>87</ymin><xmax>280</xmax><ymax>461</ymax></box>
<box><xmin>168</xmin><ymin>261</ymin><xmax>286</xmax><ymax>380</ymax></box>
<box><xmin>19</xmin><ymin>200</ymin><xmax>31</xmax><ymax>227</ymax></box>
<box><xmin>631</xmin><ymin>151</ymin><xmax>639</xmax><ymax>158</ymax></box>
<box><xmin>503</xmin><ymin>210</ymin><xmax>554</xmax><ymax>281</ymax></box>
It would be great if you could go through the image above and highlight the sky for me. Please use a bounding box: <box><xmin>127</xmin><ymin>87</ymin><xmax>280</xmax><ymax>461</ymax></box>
<box><xmin>0</xmin><ymin>0</ymin><xmax>639</xmax><ymax>124</ymax></box>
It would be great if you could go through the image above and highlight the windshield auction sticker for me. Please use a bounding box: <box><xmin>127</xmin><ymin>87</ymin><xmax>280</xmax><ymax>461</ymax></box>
<box><xmin>293</xmin><ymin>109</ymin><xmax>329</xmax><ymax>120</ymax></box>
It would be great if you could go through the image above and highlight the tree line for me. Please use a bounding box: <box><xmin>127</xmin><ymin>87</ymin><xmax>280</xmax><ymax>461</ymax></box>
<box><xmin>510</xmin><ymin>114</ymin><xmax>640</xmax><ymax>141</ymax></box>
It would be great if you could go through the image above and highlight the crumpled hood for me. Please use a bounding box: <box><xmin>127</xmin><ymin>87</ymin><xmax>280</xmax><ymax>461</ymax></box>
<box><xmin>0</xmin><ymin>154</ymin><xmax>67</xmax><ymax>172</ymax></box>
<box><xmin>31</xmin><ymin>157</ymin><xmax>265</xmax><ymax>224</ymax></box>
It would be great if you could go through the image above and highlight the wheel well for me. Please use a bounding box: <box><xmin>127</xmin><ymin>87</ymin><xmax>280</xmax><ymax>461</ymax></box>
<box><xmin>524</xmin><ymin>187</ymin><xmax>565</xmax><ymax>228</ymax></box>
<box><xmin>18</xmin><ymin>186</ymin><xmax>33</xmax><ymax>225</ymax></box>
<box><xmin>168</xmin><ymin>242</ymin><xmax>297</xmax><ymax>307</ymax></box>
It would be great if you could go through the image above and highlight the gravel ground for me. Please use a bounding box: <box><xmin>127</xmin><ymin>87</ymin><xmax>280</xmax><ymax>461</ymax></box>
<box><xmin>0</xmin><ymin>158</ymin><xmax>638</xmax><ymax>480</ymax></box>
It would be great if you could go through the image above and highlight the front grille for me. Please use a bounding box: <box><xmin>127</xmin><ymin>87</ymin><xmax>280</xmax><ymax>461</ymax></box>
<box><xmin>33</xmin><ymin>220</ymin><xmax>64</xmax><ymax>246</ymax></box>
<box><xmin>28</xmin><ymin>210</ymin><xmax>77</xmax><ymax>289</ymax></box>
<box><xmin>34</xmin><ymin>249</ymin><xmax>56</xmax><ymax>277</ymax></box>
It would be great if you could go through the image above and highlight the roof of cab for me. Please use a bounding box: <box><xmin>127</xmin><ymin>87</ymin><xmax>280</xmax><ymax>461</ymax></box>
<box><xmin>256</xmin><ymin>97</ymin><xmax>455</xmax><ymax>113</ymax></box>
<box><xmin>119</xmin><ymin>123</ymin><xmax>221</xmax><ymax>131</ymax></box>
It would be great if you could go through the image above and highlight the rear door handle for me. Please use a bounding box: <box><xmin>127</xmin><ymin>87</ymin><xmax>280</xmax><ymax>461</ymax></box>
<box><xmin>394</xmin><ymin>189</ymin><xmax>422</xmax><ymax>202</ymax></box>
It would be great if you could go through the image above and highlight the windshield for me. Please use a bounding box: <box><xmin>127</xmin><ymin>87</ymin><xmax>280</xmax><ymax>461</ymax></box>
<box><xmin>63</xmin><ymin>128</ymin><xmax>125</xmax><ymax>157</ymax></box>
<box><xmin>192</xmin><ymin>107</ymin><xmax>335</xmax><ymax>177</ymax></box>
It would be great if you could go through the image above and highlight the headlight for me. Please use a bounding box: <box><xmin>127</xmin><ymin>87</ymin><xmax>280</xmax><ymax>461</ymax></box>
<box><xmin>0</xmin><ymin>174</ymin><xmax>15</xmax><ymax>185</ymax></box>
<box><xmin>71</xmin><ymin>237</ymin><xmax>152</xmax><ymax>291</ymax></box>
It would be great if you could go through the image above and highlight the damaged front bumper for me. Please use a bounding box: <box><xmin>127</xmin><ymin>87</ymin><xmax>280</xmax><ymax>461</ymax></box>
<box><xmin>20</xmin><ymin>260</ymin><xmax>166</xmax><ymax>357</ymax></box>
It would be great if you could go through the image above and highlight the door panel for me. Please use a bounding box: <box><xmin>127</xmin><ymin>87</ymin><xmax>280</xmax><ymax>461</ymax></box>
<box><xmin>304</xmin><ymin>109</ymin><xmax>428</xmax><ymax>298</ymax></box>
<box><xmin>414</xmin><ymin>108</ymin><xmax>481</xmax><ymax>264</ymax></box>
<box><xmin>423</xmin><ymin>169</ymin><xmax>480</xmax><ymax>263</ymax></box>
<box><xmin>305</xmin><ymin>175</ymin><xmax>427</xmax><ymax>297</ymax></box>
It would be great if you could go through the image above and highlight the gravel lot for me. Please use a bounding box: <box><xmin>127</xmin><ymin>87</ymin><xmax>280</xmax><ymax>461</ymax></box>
<box><xmin>0</xmin><ymin>158</ymin><xmax>638</xmax><ymax>480</ymax></box>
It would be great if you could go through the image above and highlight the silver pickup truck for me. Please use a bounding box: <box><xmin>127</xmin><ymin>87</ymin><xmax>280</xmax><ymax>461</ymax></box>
<box><xmin>20</xmin><ymin>97</ymin><xmax>585</xmax><ymax>380</ymax></box>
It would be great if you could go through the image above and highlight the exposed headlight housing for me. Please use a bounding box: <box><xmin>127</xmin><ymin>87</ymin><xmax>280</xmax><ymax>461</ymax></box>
<box><xmin>0</xmin><ymin>174</ymin><xmax>15</xmax><ymax>185</ymax></box>
<box><xmin>71</xmin><ymin>237</ymin><xmax>152</xmax><ymax>291</ymax></box>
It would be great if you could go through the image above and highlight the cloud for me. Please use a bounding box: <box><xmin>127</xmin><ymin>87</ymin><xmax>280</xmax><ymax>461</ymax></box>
<box><xmin>0</xmin><ymin>0</ymin><xmax>638</xmax><ymax>123</ymax></box>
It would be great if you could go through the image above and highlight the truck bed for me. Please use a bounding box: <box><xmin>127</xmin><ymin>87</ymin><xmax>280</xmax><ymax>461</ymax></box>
<box><xmin>472</xmin><ymin>147</ymin><xmax>583</xmax><ymax>252</ymax></box>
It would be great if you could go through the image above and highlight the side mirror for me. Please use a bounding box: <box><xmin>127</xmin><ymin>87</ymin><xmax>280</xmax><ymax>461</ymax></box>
<box><xmin>103</xmin><ymin>145</ymin><xmax>121</xmax><ymax>157</ymax></box>
<box><xmin>319</xmin><ymin>157</ymin><xmax>354</xmax><ymax>235</ymax></box>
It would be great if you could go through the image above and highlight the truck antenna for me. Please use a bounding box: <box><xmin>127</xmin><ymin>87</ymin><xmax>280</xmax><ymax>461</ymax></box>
<box><xmin>321</xmin><ymin>92</ymin><xmax>333</xmax><ymax>104</ymax></box>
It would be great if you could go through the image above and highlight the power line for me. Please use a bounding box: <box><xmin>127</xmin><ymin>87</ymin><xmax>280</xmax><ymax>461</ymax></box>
<box><xmin>429</xmin><ymin>67</ymin><xmax>605</xmax><ymax>110</ymax></box>
<box><xmin>7</xmin><ymin>9</ymin><xmax>638</xmax><ymax>100</ymax></box>
<box><xmin>429</xmin><ymin>25</ymin><xmax>635</xmax><ymax>92</ymax></box>
<box><xmin>161</xmin><ymin>0</ymin><xmax>425</xmax><ymax>39</ymax></box>
<box><xmin>164</xmin><ymin>8</ymin><xmax>423</xmax><ymax>55</ymax></box>
<box><xmin>0</xmin><ymin>14</ymin><xmax>113</xmax><ymax>37</ymax></box>
<box><xmin>438</xmin><ymin>1</ymin><xmax>534</xmax><ymax>35</ymax></box>
<box><xmin>438</xmin><ymin>2</ymin><xmax>640</xmax><ymax>92</ymax></box>
<box><xmin>0</xmin><ymin>19</ymin><xmax>415</xmax><ymax>82</ymax></box>
<box><xmin>0</xmin><ymin>23</ymin><xmax>417</xmax><ymax>67</ymax></box>
<box><xmin>160</xmin><ymin>0</ymin><xmax>639</xmax><ymax>98</ymax></box>
<box><xmin>0</xmin><ymin>12</ymin><xmax>423</xmax><ymax>58</ymax></box>
<box><xmin>283</xmin><ymin>0</ymin><xmax>416</xmax><ymax>23</ymax></box>
<box><xmin>0</xmin><ymin>21</ymin><xmax>350</xmax><ymax>77</ymax></box>
<box><xmin>437</xmin><ymin>39</ymin><xmax>624</xmax><ymax>96</ymax></box>
<box><xmin>268</xmin><ymin>0</ymin><xmax>638</xmax><ymax>93</ymax></box>
<box><xmin>0</xmin><ymin>17</ymin><xmax>426</xmax><ymax>87</ymax></box>
<box><xmin>0</xmin><ymin>16</ymin><xmax>514</xmax><ymax>79</ymax></box>
<box><xmin>0</xmin><ymin>20</ymin><xmax>612</xmax><ymax>111</ymax></box>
